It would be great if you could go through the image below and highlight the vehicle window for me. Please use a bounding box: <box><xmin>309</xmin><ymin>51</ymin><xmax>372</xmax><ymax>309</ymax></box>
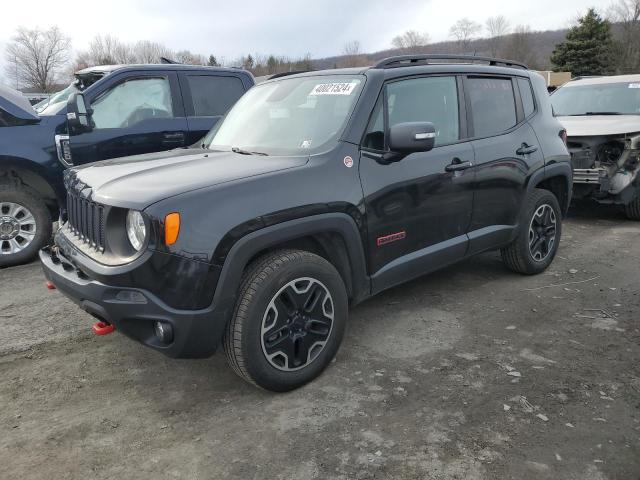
<box><xmin>204</xmin><ymin>75</ymin><xmax>364</xmax><ymax>156</ymax></box>
<box><xmin>91</xmin><ymin>77</ymin><xmax>173</xmax><ymax>129</ymax></box>
<box><xmin>550</xmin><ymin>81</ymin><xmax>640</xmax><ymax>116</ymax></box>
<box><xmin>518</xmin><ymin>78</ymin><xmax>535</xmax><ymax>117</ymax></box>
<box><xmin>386</xmin><ymin>76</ymin><xmax>459</xmax><ymax>146</ymax></box>
<box><xmin>467</xmin><ymin>77</ymin><xmax>517</xmax><ymax>137</ymax></box>
<box><xmin>0</xmin><ymin>110</ymin><xmax>29</xmax><ymax>127</ymax></box>
<box><xmin>362</xmin><ymin>96</ymin><xmax>384</xmax><ymax>150</ymax></box>
<box><xmin>186</xmin><ymin>75</ymin><xmax>245</xmax><ymax>117</ymax></box>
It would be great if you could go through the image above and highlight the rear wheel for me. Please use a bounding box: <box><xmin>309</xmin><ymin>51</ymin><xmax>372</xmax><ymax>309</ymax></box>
<box><xmin>0</xmin><ymin>183</ymin><xmax>51</xmax><ymax>268</ymax></box>
<box><xmin>223</xmin><ymin>249</ymin><xmax>348</xmax><ymax>392</ymax></box>
<box><xmin>501</xmin><ymin>188</ymin><xmax>562</xmax><ymax>275</ymax></box>
<box><xmin>624</xmin><ymin>196</ymin><xmax>640</xmax><ymax>220</ymax></box>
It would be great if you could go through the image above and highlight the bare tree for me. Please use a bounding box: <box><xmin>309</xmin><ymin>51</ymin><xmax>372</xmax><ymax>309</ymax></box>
<box><xmin>342</xmin><ymin>40</ymin><xmax>363</xmax><ymax>67</ymax></box>
<box><xmin>449</xmin><ymin>18</ymin><xmax>482</xmax><ymax>52</ymax></box>
<box><xmin>502</xmin><ymin>25</ymin><xmax>538</xmax><ymax>68</ymax></box>
<box><xmin>391</xmin><ymin>30</ymin><xmax>430</xmax><ymax>52</ymax></box>
<box><xmin>175</xmin><ymin>50</ymin><xmax>206</xmax><ymax>65</ymax></box>
<box><xmin>608</xmin><ymin>0</ymin><xmax>640</xmax><ymax>72</ymax></box>
<box><xmin>133</xmin><ymin>40</ymin><xmax>173</xmax><ymax>63</ymax></box>
<box><xmin>485</xmin><ymin>16</ymin><xmax>511</xmax><ymax>57</ymax></box>
<box><xmin>5</xmin><ymin>26</ymin><xmax>71</xmax><ymax>92</ymax></box>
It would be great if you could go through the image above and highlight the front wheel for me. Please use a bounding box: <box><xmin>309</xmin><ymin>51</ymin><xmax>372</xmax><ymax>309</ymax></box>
<box><xmin>0</xmin><ymin>183</ymin><xmax>52</xmax><ymax>268</ymax></box>
<box><xmin>501</xmin><ymin>188</ymin><xmax>562</xmax><ymax>275</ymax></box>
<box><xmin>223</xmin><ymin>250</ymin><xmax>348</xmax><ymax>392</ymax></box>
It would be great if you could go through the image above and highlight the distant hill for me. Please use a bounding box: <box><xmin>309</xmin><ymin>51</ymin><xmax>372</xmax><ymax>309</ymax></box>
<box><xmin>311</xmin><ymin>24</ymin><xmax>627</xmax><ymax>71</ymax></box>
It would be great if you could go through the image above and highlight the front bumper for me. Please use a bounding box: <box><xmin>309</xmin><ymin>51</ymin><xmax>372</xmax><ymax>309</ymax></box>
<box><xmin>40</xmin><ymin>246</ymin><xmax>223</xmax><ymax>358</ymax></box>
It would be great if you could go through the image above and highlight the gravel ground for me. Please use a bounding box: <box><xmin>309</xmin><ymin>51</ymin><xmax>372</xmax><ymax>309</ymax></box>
<box><xmin>1</xmin><ymin>203</ymin><xmax>639</xmax><ymax>480</ymax></box>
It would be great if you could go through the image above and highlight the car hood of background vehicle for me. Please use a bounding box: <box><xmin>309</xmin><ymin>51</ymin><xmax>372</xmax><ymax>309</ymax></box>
<box><xmin>69</xmin><ymin>148</ymin><xmax>309</xmax><ymax>210</ymax></box>
<box><xmin>557</xmin><ymin>115</ymin><xmax>640</xmax><ymax>137</ymax></box>
<box><xmin>0</xmin><ymin>84</ymin><xmax>39</xmax><ymax>121</ymax></box>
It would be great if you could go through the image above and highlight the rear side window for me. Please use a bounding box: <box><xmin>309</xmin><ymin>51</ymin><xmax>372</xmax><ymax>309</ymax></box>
<box><xmin>186</xmin><ymin>75</ymin><xmax>245</xmax><ymax>117</ymax></box>
<box><xmin>467</xmin><ymin>77</ymin><xmax>517</xmax><ymax>137</ymax></box>
<box><xmin>518</xmin><ymin>77</ymin><xmax>535</xmax><ymax>117</ymax></box>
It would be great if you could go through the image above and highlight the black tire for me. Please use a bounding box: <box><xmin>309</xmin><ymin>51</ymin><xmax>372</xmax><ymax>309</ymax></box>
<box><xmin>501</xmin><ymin>188</ymin><xmax>562</xmax><ymax>275</ymax></box>
<box><xmin>624</xmin><ymin>196</ymin><xmax>640</xmax><ymax>220</ymax></box>
<box><xmin>0</xmin><ymin>182</ymin><xmax>52</xmax><ymax>268</ymax></box>
<box><xmin>223</xmin><ymin>249</ymin><xmax>348</xmax><ymax>392</ymax></box>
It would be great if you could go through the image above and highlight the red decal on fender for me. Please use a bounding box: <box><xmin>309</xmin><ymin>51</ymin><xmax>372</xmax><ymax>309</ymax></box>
<box><xmin>377</xmin><ymin>231</ymin><xmax>406</xmax><ymax>247</ymax></box>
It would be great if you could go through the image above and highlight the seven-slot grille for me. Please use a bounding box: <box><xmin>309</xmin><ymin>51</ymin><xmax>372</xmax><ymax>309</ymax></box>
<box><xmin>66</xmin><ymin>191</ymin><xmax>105</xmax><ymax>251</ymax></box>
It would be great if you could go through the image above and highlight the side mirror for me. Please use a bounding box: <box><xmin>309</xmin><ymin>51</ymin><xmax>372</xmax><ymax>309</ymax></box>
<box><xmin>388</xmin><ymin>122</ymin><xmax>436</xmax><ymax>154</ymax></box>
<box><xmin>66</xmin><ymin>93</ymin><xmax>92</xmax><ymax>133</ymax></box>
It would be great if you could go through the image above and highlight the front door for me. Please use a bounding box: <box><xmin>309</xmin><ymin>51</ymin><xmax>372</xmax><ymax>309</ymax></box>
<box><xmin>68</xmin><ymin>72</ymin><xmax>188</xmax><ymax>165</ymax></box>
<box><xmin>359</xmin><ymin>75</ymin><xmax>475</xmax><ymax>292</ymax></box>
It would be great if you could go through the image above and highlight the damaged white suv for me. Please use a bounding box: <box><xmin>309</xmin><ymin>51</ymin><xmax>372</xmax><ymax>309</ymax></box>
<box><xmin>551</xmin><ymin>75</ymin><xmax>640</xmax><ymax>219</ymax></box>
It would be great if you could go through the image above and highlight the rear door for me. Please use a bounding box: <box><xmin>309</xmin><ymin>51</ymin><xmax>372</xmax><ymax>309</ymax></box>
<box><xmin>464</xmin><ymin>74</ymin><xmax>544</xmax><ymax>254</ymax></box>
<box><xmin>178</xmin><ymin>73</ymin><xmax>248</xmax><ymax>145</ymax></box>
<box><xmin>68</xmin><ymin>71</ymin><xmax>188</xmax><ymax>165</ymax></box>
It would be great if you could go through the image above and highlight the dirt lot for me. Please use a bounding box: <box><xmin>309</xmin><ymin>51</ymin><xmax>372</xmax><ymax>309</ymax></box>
<box><xmin>1</xmin><ymin>204</ymin><xmax>639</xmax><ymax>480</ymax></box>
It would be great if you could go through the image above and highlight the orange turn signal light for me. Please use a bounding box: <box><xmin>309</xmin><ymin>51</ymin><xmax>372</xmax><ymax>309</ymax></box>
<box><xmin>164</xmin><ymin>213</ymin><xmax>180</xmax><ymax>246</ymax></box>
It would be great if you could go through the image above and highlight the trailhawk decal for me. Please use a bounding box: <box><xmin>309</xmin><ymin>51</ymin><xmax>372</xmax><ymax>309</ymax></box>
<box><xmin>310</xmin><ymin>82</ymin><xmax>358</xmax><ymax>96</ymax></box>
<box><xmin>376</xmin><ymin>231</ymin><xmax>406</xmax><ymax>247</ymax></box>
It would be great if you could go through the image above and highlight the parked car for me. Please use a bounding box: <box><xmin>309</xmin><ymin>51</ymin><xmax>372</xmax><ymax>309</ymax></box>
<box><xmin>0</xmin><ymin>64</ymin><xmax>254</xmax><ymax>267</ymax></box>
<box><xmin>41</xmin><ymin>55</ymin><xmax>571</xmax><ymax>391</ymax></box>
<box><xmin>550</xmin><ymin>74</ymin><xmax>640</xmax><ymax>219</ymax></box>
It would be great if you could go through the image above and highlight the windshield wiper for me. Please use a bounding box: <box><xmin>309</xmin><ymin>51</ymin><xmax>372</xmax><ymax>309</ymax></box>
<box><xmin>231</xmin><ymin>147</ymin><xmax>268</xmax><ymax>156</ymax></box>
<box><xmin>567</xmin><ymin>111</ymin><xmax>625</xmax><ymax>116</ymax></box>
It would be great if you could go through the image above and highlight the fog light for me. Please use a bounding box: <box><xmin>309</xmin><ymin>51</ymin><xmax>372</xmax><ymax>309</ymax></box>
<box><xmin>154</xmin><ymin>321</ymin><xmax>173</xmax><ymax>344</ymax></box>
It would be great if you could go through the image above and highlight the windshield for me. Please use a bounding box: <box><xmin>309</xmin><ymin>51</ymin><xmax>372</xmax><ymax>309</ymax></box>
<box><xmin>551</xmin><ymin>81</ymin><xmax>640</xmax><ymax>116</ymax></box>
<box><xmin>35</xmin><ymin>83</ymin><xmax>79</xmax><ymax>115</ymax></box>
<box><xmin>203</xmin><ymin>75</ymin><xmax>364</xmax><ymax>156</ymax></box>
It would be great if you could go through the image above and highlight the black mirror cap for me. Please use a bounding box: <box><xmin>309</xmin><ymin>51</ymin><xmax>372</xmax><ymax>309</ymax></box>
<box><xmin>388</xmin><ymin>121</ymin><xmax>436</xmax><ymax>154</ymax></box>
<box><xmin>66</xmin><ymin>92</ymin><xmax>92</xmax><ymax>133</ymax></box>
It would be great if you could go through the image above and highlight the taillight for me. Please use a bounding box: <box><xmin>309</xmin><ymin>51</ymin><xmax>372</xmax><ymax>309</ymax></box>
<box><xmin>559</xmin><ymin>129</ymin><xmax>567</xmax><ymax>146</ymax></box>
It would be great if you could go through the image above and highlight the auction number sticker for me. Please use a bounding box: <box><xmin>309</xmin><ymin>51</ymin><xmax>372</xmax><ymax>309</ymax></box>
<box><xmin>310</xmin><ymin>82</ymin><xmax>358</xmax><ymax>95</ymax></box>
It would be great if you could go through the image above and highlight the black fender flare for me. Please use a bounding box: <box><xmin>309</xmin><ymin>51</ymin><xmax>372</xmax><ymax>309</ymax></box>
<box><xmin>210</xmin><ymin>213</ymin><xmax>370</xmax><ymax>324</ymax></box>
<box><xmin>527</xmin><ymin>162</ymin><xmax>573</xmax><ymax>213</ymax></box>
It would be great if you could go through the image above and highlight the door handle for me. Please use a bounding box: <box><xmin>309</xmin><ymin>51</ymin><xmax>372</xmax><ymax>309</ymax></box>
<box><xmin>445</xmin><ymin>158</ymin><xmax>473</xmax><ymax>172</ymax></box>
<box><xmin>516</xmin><ymin>143</ymin><xmax>538</xmax><ymax>155</ymax></box>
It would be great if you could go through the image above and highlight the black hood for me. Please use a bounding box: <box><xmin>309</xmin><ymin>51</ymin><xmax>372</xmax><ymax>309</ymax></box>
<box><xmin>0</xmin><ymin>84</ymin><xmax>39</xmax><ymax>121</ymax></box>
<box><xmin>66</xmin><ymin>148</ymin><xmax>309</xmax><ymax>210</ymax></box>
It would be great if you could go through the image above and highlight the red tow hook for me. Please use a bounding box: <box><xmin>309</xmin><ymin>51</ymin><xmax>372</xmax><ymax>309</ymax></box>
<box><xmin>92</xmin><ymin>321</ymin><xmax>116</xmax><ymax>336</ymax></box>
<box><xmin>45</xmin><ymin>281</ymin><xmax>56</xmax><ymax>290</ymax></box>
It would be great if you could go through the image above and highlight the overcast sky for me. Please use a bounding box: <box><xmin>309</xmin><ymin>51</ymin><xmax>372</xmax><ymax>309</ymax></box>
<box><xmin>0</xmin><ymin>0</ymin><xmax>613</xmax><ymax>83</ymax></box>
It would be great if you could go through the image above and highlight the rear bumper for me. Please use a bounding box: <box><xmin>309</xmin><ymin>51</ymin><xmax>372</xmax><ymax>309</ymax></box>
<box><xmin>40</xmin><ymin>246</ymin><xmax>223</xmax><ymax>358</ymax></box>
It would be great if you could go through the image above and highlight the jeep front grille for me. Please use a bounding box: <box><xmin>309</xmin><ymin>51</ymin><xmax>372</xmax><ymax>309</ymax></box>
<box><xmin>66</xmin><ymin>192</ymin><xmax>105</xmax><ymax>252</ymax></box>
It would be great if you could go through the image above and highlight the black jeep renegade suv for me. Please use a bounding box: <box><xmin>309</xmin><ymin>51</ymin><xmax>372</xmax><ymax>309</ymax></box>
<box><xmin>41</xmin><ymin>55</ymin><xmax>572</xmax><ymax>391</ymax></box>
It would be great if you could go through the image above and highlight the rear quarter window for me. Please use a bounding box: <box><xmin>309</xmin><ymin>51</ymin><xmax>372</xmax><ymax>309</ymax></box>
<box><xmin>186</xmin><ymin>75</ymin><xmax>246</xmax><ymax>117</ymax></box>
<box><xmin>467</xmin><ymin>77</ymin><xmax>517</xmax><ymax>138</ymax></box>
<box><xmin>518</xmin><ymin>77</ymin><xmax>535</xmax><ymax>117</ymax></box>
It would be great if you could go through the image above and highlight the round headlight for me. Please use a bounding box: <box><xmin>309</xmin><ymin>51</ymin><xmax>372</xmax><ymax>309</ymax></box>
<box><xmin>126</xmin><ymin>210</ymin><xmax>146</xmax><ymax>251</ymax></box>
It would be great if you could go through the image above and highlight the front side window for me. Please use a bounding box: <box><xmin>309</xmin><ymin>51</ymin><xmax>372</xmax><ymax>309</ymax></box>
<box><xmin>91</xmin><ymin>77</ymin><xmax>173</xmax><ymax>129</ymax></box>
<box><xmin>362</xmin><ymin>76</ymin><xmax>460</xmax><ymax>151</ymax></box>
<box><xmin>467</xmin><ymin>77</ymin><xmax>517</xmax><ymax>137</ymax></box>
<box><xmin>550</xmin><ymin>81</ymin><xmax>640</xmax><ymax>116</ymax></box>
<box><xmin>204</xmin><ymin>75</ymin><xmax>364</xmax><ymax>155</ymax></box>
<box><xmin>187</xmin><ymin>75</ymin><xmax>245</xmax><ymax>117</ymax></box>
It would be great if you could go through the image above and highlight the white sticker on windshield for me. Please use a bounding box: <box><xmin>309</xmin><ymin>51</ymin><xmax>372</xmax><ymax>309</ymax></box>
<box><xmin>310</xmin><ymin>82</ymin><xmax>358</xmax><ymax>96</ymax></box>
<box><xmin>629</xmin><ymin>83</ymin><xmax>640</xmax><ymax>88</ymax></box>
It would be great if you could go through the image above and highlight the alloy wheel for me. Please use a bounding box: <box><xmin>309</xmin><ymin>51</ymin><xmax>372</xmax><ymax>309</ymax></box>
<box><xmin>528</xmin><ymin>204</ymin><xmax>556</xmax><ymax>262</ymax></box>
<box><xmin>261</xmin><ymin>277</ymin><xmax>334</xmax><ymax>371</ymax></box>
<box><xmin>0</xmin><ymin>202</ymin><xmax>37</xmax><ymax>255</ymax></box>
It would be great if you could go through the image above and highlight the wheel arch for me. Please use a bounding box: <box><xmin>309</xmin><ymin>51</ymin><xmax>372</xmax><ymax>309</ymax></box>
<box><xmin>210</xmin><ymin>213</ymin><xmax>370</xmax><ymax>326</ymax></box>
<box><xmin>0</xmin><ymin>157</ymin><xmax>60</xmax><ymax>217</ymax></box>
<box><xmin>528</xmin><ymin>163</ymin><xmax>573</xmax><ymax>216</ymax></box>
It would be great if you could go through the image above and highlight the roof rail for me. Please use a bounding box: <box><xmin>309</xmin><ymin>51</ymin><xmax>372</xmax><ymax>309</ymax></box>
<box><xmin>374</xmin><ymin>54</ymin><xmax>528</xmax><ymax>70</ymax></box>
<box><xmin>268</xmin><ymin>70</ymin><xmax>311</xmax><ymax>80</ymax></box>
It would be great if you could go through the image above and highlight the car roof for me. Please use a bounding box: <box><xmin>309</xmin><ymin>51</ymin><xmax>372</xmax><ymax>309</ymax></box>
<box><xmin>75</xmin><ymin>64</ymin><xmax>250</xmax><ymax>76</ymax></box>
<box><xmin>563</xmin><ymin>74</ymin><xmax>640</xmax><ymax>87</ymax></box>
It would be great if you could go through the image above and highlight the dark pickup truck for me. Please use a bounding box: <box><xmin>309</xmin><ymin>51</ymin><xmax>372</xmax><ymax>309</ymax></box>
<box><xmin>0</xmin><ymin>64</ymin><xmax>254</xmax><ymax>266</ymax></box>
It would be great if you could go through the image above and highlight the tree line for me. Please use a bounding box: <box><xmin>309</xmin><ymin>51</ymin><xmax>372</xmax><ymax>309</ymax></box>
<box><xmin>4</xmin><ymin>0</ymin><xmax>639</xmax><ymax>92</ymax></box>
